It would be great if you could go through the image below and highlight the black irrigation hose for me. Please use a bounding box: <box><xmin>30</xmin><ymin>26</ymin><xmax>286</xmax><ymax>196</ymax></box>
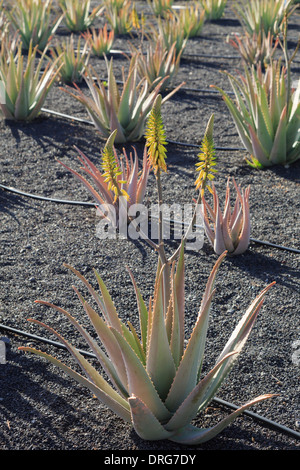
<box><xmin>0</xmin><ymin>321</ymin><xmax>299</xmax><ymax>441</ymax></box>
<box><xmin>40</xmin><ymin>107</ymin><xmax>246</xmax><ymax>151</ymax></box>
<box><xmin>1</xmin><ymin>183</ymin><xmax>299</xmax><ymax>254</ymax></box>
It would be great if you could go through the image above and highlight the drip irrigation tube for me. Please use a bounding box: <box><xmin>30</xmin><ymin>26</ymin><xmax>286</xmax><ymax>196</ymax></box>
<box><xmin>1</xmin><ymin>183</ymin><xmax>299</xmax><ymax>254</ymax></box>
<box><xmin>40</xmin><ymin>107</ymin><xmax>246</xmax><ymax>151</ymax></box>
<box><xmin>0</xmin><ymin>321</ymin><xmax>299</xmax><ymax>441</ymax></box>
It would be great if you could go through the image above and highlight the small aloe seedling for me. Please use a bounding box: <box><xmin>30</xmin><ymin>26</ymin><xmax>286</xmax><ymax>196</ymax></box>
<box><xmin>0</xmin><ymin>41</ymin><xmax>62</xmax><ymax>121</ymax></box>
<box><xmin>6</xmin><ymin>0</ymin><xmax>64</xmax><ymax>51</ymax></box>
<box><xmin>58</xmin><ymin>0</ymin><xmax>103</xmax><ymax>32</ymax></box>
<box><xmin>200</xmin><ymin>0</ymin><xmax>228</xmax><ymax>20</ymax></box>
<box><xmin>58</xmin><ymin>129</ymin><xmax>150</xmax><ymax>224</ymax></box>
<box><xmin>83</xmin><ymin>24</ymin><xmax>115</xmax><ymax>57</ymax></box>
<box><xmin>19</xmin><ymin>243</ymin><xmax>276</xmax><ymax>444</ymax></box>
<box><xmin>63</xmin><ymin>55</ymin><xmax>181</xmax><ymax>143</ymax></box>
<box><xmin>50</xmin><ymin>35</ymin><xmax>91</xmax><ymax>84</ymax></box>
<box><xmin>202</xmin><ymin>178</ymin><xmax>251</xmax><ymax>255</ymax></box>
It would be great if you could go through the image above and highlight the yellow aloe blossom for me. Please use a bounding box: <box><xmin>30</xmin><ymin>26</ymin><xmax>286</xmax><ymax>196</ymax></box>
<box><xmin>195</xmin><ymin>114</ymin><xmax>217</xmax><ymax>197</ymax></box>
<box><xmin>145</xmin><ymin>94</ymin><xmax>167</xmax><ymax>174</ymax></box>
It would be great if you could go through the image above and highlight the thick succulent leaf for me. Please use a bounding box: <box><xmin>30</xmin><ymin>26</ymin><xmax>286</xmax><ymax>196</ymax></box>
<box><xmin>165</xmin><ymin>352</ymin><xmax>237</xmax><ymax>431</ymax></box>
<box><xmin>168</xmin><ymin>394</ymin><xmax>277</xmax><ymax>444</ymax></box>
<box><xmin>146</xmin><ymin>265</ymin><xmax>176</xmax><ymax>400</ymax></box>
<box><xmin>213</xmin><ymin>194</ymin><xmax>228</xmax><ymax>255</ymax></box>
<box><xmin>110</xmin><ymin>327</ymin><xmax>172</xmax><ymax>423</ymax></box>
<box><xmin>211</xmin><ymin>85</ymin><xmax>253</xmax><ymax>154</ymax></box>
<box><xmin>232</xmin><ymin>186</ymin><xmax>251</xmax><ymax>255</ymax></box>
<box><xmin>74</xmin><ymin>293</ymin><xmax>129</xmax><ymax>396</ymax></box>
<box><xmin>19</xmin><ymin>346</ymin><xmax>131</xmax><ymax>423</ymax></box>
<box><xmin>127</xmin><ymin>267</ymin><xmax>148</xmax><ymax>355</ymax></box>
<box><xmin>129</xmin><ymin>396</ymin><xmax>174</xmax><ymax>441</ymax></box>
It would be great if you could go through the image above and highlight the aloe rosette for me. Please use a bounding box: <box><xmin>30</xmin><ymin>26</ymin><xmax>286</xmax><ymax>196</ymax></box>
<box><xmin>19</xmin><ymin>244</ymin><xmax>276</xmax><ymax>444</ymax></box>
<box><xmin>63</xmin><ymin>55</ymin><xmax>181</xmax><ymax>144</ymax></box>
<box><xmin>7</xmin><ymin>0</ymin><xmax>64</xmax><ymax>51</ymax></box>
<box><xmin>213</xmin><ymin>61</ymin><xmax>300</xmax><ymax>168</ymax></box>
<box><xmin>202</xmin><ymin>178</ymin><xmax>251</xmax><ymax>255</ymax></box>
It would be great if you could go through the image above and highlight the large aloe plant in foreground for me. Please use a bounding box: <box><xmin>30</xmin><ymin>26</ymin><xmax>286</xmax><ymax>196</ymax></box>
<box><xmin>19</xmin><ymin>100</ymin><xmax>276</xmax><ymax>444</ymax></box>
<box><xmin>19</xmin><ymin>243</ymin><xmax>276</xmax><ymax>444</ymax></box>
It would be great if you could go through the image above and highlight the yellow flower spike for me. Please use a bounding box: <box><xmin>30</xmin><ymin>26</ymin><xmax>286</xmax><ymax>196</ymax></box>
<box><xmin>101</xmin><ymin>130</ymin><xmax>130</xmax><ymax>202</ymax></box>
<box><xmin>195</xmin><ymin>114</ymin><xmax>217</xmax><ymax>197</ymax></box>
<box><xmin>145</xmin><ymin>95</ymin><xmax>167</xmax><ymax>174</ymax></box>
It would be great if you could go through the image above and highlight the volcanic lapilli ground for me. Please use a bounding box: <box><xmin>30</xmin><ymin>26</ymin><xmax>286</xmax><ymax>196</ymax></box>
<box><xmin>0</xmin><ymin>0</ymin><xmax>299</xmax><ymax>452</ymax></box>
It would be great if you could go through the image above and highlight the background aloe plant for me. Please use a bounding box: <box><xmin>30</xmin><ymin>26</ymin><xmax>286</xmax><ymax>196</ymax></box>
<box><xmin>63</xmin><ymin>55</ymin><xmax>182</xmax><ymax>143</ymax></box>
<box><xmin>202</xmin><ymin>178</ymin><xmax>251</xmax><ymax>255</ymax></box>
<box><xmin>6</xmin><ymin>0</ymin><xmax>63</xmax><ymax>51</ymax></box>
<box><xmin>0</xmin><ymin>41</ymin><xmax>61</xmax><ymax>121</ymax></box>
<box><xmin>147</xmin><ymin>0</ymin><xmax>174</xmax><ymax>17</ymax></box>
<box><xmin>58</xmin><ymin>129</ymin><xmax>150</xmax><ymax>225</ymax></box>
<box><xmin>213</xmin><ymin>60</ymin><xmax>300</xmax><ymax>168</ymax></box>
<box><xmin>58</xmin><ymin>0</ymin><xmax>103</xmax><ymax>32</ymax></box>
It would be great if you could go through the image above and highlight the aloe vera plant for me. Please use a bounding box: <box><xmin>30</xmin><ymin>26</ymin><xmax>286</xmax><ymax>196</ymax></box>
<box><xmin>149</xmin><ymin>12</ymin><xmax>189</xmax><ymax>58</ymax></box>
<box><xmin>50</xmin><ymin>35</ymin><xmax>91</xmax><ymax>84</ymax></box>
<box><xmin>213</xmin><ymin>60</ymin><xmax>300</xmax><ymax>168</ymax></box>
<box><xmin>58</xmin><ymin>0</ymin><xmax>103</xmax><ymax>32</ymax></box>
<box><xmin>174</xmin><ymin>2</ymin><xmax>206</xmax><ymax>38</ymax></box>
<box><xmin>0</xmin><ymin>41</ymin><xmax>62</xmax><ymax>121</ymax></box>
<box><xmin>103</xmin><ymin>0</ymin><xmax>138</xmax><ymax>36</ymax></box>
<box><xmin>202</xmin><ymin>178</ymin><xmax>251</xmax><ymax>255</ymax></box>
<box><xmin>6</xmin><ymin>0</ymin><xmax>63</xmax><ymax>51</ymax></box>
<box><xmin>19</xmin><ymin>95</ymin><xmax>276</xmax><ymax>444</ymax></box>
<box><xmin>63</xmin><ymin>55</ymin><xmax>182</xmax><ymax>143</ymax></box>
<box><xmin>83</xmin><ymin>24</ymin><xmax>115</xmax><ymax>57</ymax></box>
<box><xmin>58</xmin><ymin>129</ymin><xmax>150</xmax><ymax>223</ymax></box>
<box><xmin>19</xmin><ymin>243</ymin><xmax>276</xmax><ymax>444</ymax></box>
<box><xmin>232</xmin><ymin>0</ymin><xmax>294</xmax><ymax>35</ymax></box>
<box><xmin>200</xmin><ymin>0</ymin><xmax>227</xmax><ymax>20</ymax></box>
<box><xmin>147</xmin><ymin>0</ymin><xmax>173</xmax><ymax>17</ymax></box>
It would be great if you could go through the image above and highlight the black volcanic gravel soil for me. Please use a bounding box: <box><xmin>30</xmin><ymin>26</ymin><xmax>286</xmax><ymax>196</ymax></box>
<box><xmin>0</xmin><ymin>0</ymin><xmax>299</xmax><ymax>453</ymax></box>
